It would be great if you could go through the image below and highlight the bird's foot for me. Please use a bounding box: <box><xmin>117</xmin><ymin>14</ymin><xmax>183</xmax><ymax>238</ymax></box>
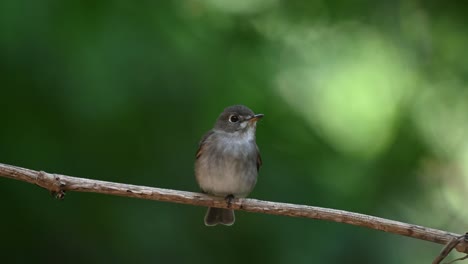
<box><xmin>225</xmin><ymin>194</ymin><xmax>235</xmax><ymax>208</ymax></box>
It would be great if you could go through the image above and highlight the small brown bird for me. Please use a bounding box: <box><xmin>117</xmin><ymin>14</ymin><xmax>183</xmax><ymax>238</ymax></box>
<box><xmin>195</xmin><ymin>105</ymin><xmax>263</xmax><ymax>226</ymax></box>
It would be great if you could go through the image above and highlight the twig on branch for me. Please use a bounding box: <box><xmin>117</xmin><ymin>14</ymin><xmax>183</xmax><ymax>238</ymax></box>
<box><xmin>0</xmin><ymin>162</ymin><xmax>467</xmax><ymax>258</ymax></box>
<box><xmin>433</xmin><ymin>233</ymin><xmax>468</xmax><ymax>264</ymax></box>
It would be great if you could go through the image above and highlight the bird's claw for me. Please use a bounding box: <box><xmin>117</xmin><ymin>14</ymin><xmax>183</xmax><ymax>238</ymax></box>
<box><xmin>225</xmin><ymin>194</ymin><xmax>235</xmax><ymax>208</ymax></box>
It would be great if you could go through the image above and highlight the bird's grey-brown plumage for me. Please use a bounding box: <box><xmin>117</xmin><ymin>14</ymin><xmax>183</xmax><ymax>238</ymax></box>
<box><xmin>195</xmin><ymin>105</ymin><xmax>263</xmax><ymax>226</ymax></box>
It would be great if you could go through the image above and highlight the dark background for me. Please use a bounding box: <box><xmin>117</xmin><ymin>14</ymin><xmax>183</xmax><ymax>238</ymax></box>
<box><xmin>1</xmin><ymin>1</ymin><xmax>467</xmax><ymax>263</ymax></box>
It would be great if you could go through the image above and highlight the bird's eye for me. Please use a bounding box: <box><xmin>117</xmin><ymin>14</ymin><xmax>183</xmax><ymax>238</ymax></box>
<box><xmin>229</xmin><ymin>115</ymin><xmax>239</xmax><ymax>123</ymax></box>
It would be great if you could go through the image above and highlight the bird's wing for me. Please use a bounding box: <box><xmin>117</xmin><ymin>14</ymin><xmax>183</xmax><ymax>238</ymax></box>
<box><xmin>196</xmin><ymin>130</ymin><xmax>214</xmax><ymax>159</ymax></box>
<box><xmin>256</xmin><ymin>145</ymin><xmax>262</xmax><ymax>172</ymax></box>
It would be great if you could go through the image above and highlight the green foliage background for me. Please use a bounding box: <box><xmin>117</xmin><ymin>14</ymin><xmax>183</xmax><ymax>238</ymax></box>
<box><xmin>1</xmin><ymin>1</ymin><xmax>467</xmax><ymax>263</ymax></box>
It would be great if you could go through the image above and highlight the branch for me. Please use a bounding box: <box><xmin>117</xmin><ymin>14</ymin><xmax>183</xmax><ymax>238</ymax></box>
<box><xmin>0</xmin><ymin>162</ymin><xmax>467</xmax><ymax>257</ymax></box>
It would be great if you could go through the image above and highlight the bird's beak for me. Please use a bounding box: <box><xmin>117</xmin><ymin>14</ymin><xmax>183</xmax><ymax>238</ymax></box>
<box><xmin>248</xmin><ymin>114</ymin><xmax>264</xmax><ymax>123</ymax></box>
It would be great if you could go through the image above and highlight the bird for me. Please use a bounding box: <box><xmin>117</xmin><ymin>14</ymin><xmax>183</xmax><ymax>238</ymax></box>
<box><xmin>195</xmin><ymin>105</ymin><xmax>263</xmax><ymax>226</ymax></box>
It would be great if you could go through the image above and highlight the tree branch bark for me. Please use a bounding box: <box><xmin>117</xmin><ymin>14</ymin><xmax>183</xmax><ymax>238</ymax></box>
<box><xmin>0</xmin><ymin>162</ymin><xmax>466</xmax><ymax>256</ymax></box>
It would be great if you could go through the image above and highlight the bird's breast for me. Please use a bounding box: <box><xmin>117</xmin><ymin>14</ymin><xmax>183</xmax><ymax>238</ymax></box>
<box><xmin>195</xmin><ymin>134</ymin><xmax>258</xmax><ymax>197</ymax></box>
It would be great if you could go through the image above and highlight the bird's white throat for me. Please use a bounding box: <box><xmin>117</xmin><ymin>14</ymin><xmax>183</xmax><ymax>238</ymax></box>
<box><xmin>213</xmin><ymin>125</ymin><xmax>256</xmax><ymax>145</ymax></box>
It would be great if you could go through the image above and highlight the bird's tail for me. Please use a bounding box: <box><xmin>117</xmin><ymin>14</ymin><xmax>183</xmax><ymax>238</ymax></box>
<box><xmin>204</xmin><ymin>207</ymin><xmax>235</xmax><ymax>226</ymax></box>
